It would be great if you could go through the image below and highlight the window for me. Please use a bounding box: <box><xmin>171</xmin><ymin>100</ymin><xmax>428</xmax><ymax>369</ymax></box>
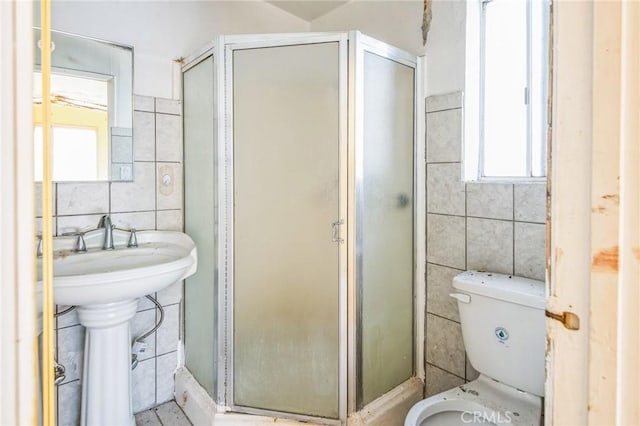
<box><xmin>32</xmin><ymin>72</ymin><xmax>109</xmax><ymax>181</ymax></box>
<box><xmin>464</xmin><ymin>0</ymin><xmax>550</xmax><ymax>181</ymax></box>
<box><xmin>33</xmin><ymin>126</ymin><xmax>100</xmax><ymax>181</ymax></box>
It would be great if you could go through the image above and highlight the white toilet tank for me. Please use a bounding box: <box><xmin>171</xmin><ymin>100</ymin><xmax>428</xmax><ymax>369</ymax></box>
<box><xmin>452</xmin><ymin>271</ymin><xmax>545</xmax><ymax>397</ymax></box>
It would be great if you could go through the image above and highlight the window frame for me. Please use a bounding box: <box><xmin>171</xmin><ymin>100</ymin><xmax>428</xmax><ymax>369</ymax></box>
<box><xmin>463</xmin><ymin>0</ymin><xmax>550</xmax><ymax>183</ymax></box>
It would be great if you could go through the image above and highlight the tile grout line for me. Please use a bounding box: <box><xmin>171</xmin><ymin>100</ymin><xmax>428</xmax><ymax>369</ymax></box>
<box><xmin>425</xmin><ymin>362</ymin><xmax>466</xmax><ymax>382</ymax></box>
<box><xmin>512</xmin><ymin>183</ymin><xmax>516</xmax><ymax>276</ymax></box>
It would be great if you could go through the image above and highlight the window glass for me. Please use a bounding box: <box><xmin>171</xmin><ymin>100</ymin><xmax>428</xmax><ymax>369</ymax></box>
<box><xmin>482</xmin><ymin>0</ymin><xmax>528</xmax><ymax>177</ymax></box>
<box><xmin>34</xmin><ymin>126</ymin><xmax>99</xmax><ymax>181</ymax></box>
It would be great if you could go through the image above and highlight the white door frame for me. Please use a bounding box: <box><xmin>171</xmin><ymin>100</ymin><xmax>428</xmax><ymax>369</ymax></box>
<box><xmin>546</xmin><ymin>1</ymin><xmax>640</xmax><ymax>424</ymax></box>
<box><xmin>0</xmin><ymin>1</ymin><xmax>37</xmax><ymax>425</ymax></box>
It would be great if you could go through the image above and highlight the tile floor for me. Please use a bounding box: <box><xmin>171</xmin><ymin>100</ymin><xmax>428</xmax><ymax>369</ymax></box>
<box><xmin>135</xmin><ymin>400</ymin><xmax>191</xmax><ymax>426</ymax></box>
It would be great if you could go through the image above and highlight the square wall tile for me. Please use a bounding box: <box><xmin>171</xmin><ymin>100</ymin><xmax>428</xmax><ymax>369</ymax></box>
<box><xmin>156</xmin><ymin>351</ymin><xmax>178</xmax><ymax>404</ymax></box>
<box><xmin>426</xmin><ymin>214</ymin><xmax>466</xmax><ymax>269</ymax></box>
<box><xmin>156</xmin><ymin>304</ymin><xmax>180</xmax><ymax>355</ymax></box>
<box><xmin>156</xmin><ymin>209</ymin><xmax>183</xmax><ymax>231</ymax></box>
<box><xmin>425</xmin><ymin>364</ymin><xmax>464</xmax><ymax>397</ymax></box>
<box><xmin>514</xmin><ymin>183</ymin><xmax>547</xmax><ymax>223</ymax></box>
<box><xmin>426</xmin><ymin>313</ymin><xmax>466</xmax><ymax>377</ymax></box>
<box><xmin>155</xmin><ymin>98</ymin><xmax>181</xmax><ymax>115</ymax></box>
<box><xmin>514</xmin><ymin>222</ymin><xmax>546</xmax><ymax>281</ymax></box>
<box><xmin>157</xmin><ymin>163</ymin><xmax>183</xmax><ymax>210</ymax></box>
<box><xmin>134</xmin><ymin>111</ymin><xmax>156</xmax><ymax>162</ymax></box>
<box><xmin>57</xmin><ymin>325</ymin><xmax>85</xmax><ymax>384</ymax></box>
<box><xmin>35</xmin><ymin>183</ymin><xmax>56</xmax><ymax>217</ymax></box>
<box><xmin>111</xmin><ymin>135</ymin><xmax>133</xmax><ymax>163</ymax></box>
<box><xmin>36</xmin><ymin>217</ymin><xmax>58</xmax><ymax>236</ymax></box>
<box><xmin>466</xmin><ymin>183</ymin><xmax>513</xmax><ymax>220</ymax></box>
<box><xmin>111</xmin><ymin>162</ymin><xmax>156</xmax><ymax>213</ymax></box>
<box><xmin>57</xmin><ymin>214</ymin><xmax>103</xmax><ymax>235</ymax></box>
<box><xmin>426</xmin><ymin>263</ymin><xmax>462</xmax><ymax>322</ymax></box>
<box><xmin>56</xmin><ymin>306</ymin><xmax>79</xmax><ymax>329</ymax></box>
<box><xmin>57</xmin><ymin>183</ymin><xmax>109</xmax><ymax>216</ymax></box>
<box><xmin>112</xmin><ymin>127</ymin><xmax>133</xmax><ymax>137</ymax></box>
<box><xmin>156</xmin><ymin>114</ymin><xmax>182</xmax><ymax>162</ymax></box>
<box><xmin>111</xmin><ymin>211</ymin><xmax>156</xmax><ymax>231</ymax></box>
<box><xmin>427</xmin><ymin>163</ymin><xmax>465</xmax><ymax>216</ymax></box>
<box><xmin>130</xmin><ymin>309</ymin><xmax>157</xmax><ymax>361</ymax></box>
<box><xmin>57</xmin><ymin>380</ymin><xmax>81</xmax><ymax>426</ymax></box>
<box><xmin>466</xmin><ymin>217</ymin><xmax>513</xmax><ymax>275</ymax></box>
<box><xmin>426</xmin><ymin>109</ymin><xmax>462</xmax><ymax>163</ymax></box>
<box><xmin>134</xmin><ymin>95</ymin><xmax>155</xmax><ymax>113</ymax></box>
<box><xmin>157</xmin><ymin>281</ymin><xmax>183</xmax><ymax>306</ymax></box>
<box><xmin>425</xmin><ymin>92</ymin><xmax>463</xmax><ymax>113</ymax></box>
<box><xmin>132</xmin><ymin>358</ymin><xmax>156</xmax><ymax>414</ymax></box>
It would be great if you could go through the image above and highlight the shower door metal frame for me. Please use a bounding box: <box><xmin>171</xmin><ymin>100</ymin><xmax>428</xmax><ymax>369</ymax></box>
<box><xmin>348</xmin><ymin>31</ymin><xmax>425</xmax><ymax>413</ymax></box>
<box><xmin>219</xmin><ymin>32</ymin><xmax>349</xmax><ymax>425</ymax></box>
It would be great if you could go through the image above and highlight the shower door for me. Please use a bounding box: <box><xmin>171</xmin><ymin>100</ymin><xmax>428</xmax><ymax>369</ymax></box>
<box><xmin>228</xmin><ymin>35</ymin><xmax>347</xmax><ymax>421</ymax></box>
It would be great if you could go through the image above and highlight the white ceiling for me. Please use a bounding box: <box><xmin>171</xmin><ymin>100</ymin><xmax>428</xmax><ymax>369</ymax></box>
<box><xmin>266</xmin><ymin>1</ymin><xmax>349</xmax><ymax>21</ymax></box>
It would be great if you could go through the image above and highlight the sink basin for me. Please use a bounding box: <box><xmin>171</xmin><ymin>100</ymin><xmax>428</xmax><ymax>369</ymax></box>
<box><xmin>37</xmin><ymin>229</ymin><xmax>197</xmax><ymax>306</ymax></box>
<box><xmin>36</xmin><ymin>228</ymin><xmax>198</xmax><ymax>426</ymax></box>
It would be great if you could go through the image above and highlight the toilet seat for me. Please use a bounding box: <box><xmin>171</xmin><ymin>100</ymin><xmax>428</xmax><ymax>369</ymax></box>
<box><xmin>405</xmin><ymin>375</ymin><xmax>541</xmax><ymax>426</ymax></box>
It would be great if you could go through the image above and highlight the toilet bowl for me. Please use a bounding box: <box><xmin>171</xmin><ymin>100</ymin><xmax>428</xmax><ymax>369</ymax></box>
<box><xmin>405</xmin><ymin>375</ymin><xmax>541</xmax><ymax>425</ymax></box>
<box><xmin>406</xmin><ymin>271</ymin><xmax>545</xmax><ymax>426</ymax></box>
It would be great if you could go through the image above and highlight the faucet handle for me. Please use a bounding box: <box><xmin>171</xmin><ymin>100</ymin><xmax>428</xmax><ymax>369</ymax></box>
<box><xmin>60</xmin><ymin>229</ymin><xmax>91</xmax><ymax>253</ymax></box>
<box><xmin>74</xmin><ymin>234</ymin><xmax>87</xmax><ymax>253</ymax></box>
<box><xmin>127</xmin><ymin>229</ymin><xmax>138</xmax><ymax>248</ymax></box>
<box><xmin>97</xmin><ymin>215</ymin><xmax>113</xmax><ymax>229</ymax></box>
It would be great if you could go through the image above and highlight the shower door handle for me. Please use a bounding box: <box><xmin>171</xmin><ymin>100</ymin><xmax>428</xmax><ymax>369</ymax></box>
<box><xmin>332</xmin><ymin>220</ymin><xmax>344</xmax><ymax>243</ymax></box>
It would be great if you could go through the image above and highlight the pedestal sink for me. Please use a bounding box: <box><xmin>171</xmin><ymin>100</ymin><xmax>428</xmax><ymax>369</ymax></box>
<box><xmin>37</xmin><ymin>229</ymin><xmax>197</xmax><ymax>426</ymax></box>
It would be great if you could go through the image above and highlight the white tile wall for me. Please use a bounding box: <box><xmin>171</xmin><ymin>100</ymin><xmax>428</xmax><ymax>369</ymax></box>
<box><xmin>50</xmin><ymin>96</ymin><xmax>184</xmax><ymax>420</ymax></box>
<box><xmin>134</xmin><ymin>95</ymin><xmax>155</xmax><ymax>113</ymax></box>
<box><xmin>425</xmin><ymin>364</ymin><xmax>465</xmax><ymax>397</ymax></box>
<box><xmin>134</xmin><ymin>111</ymin><xmax>156</xmax><ymax>161</ymax></box>
<box><xmin>57</xmin><ymin>183</ymin><xmax>110</xmax><ymax>216</ymax></box>
<box><xmin>426</xmin><ymin>313</ymin><xmax>466</xmax><ymax>378</ymax></box>
<box><xmin>466</xmin><ymin>183</ymin><xmax>513</xmax><ymax>220</ymax></box>
<box><xmin>156</xmin><ymin>114</ymin><xmax>182</xmax><ymax>162</ymax></box>
<box><xmin>426</xmin><ymin>263</ymin><xmax>462</xmax><ymax>322</ymax></box>
<box><xmin>111</xmin><ymin>162</ymin><xmax>156</xmax><ymax>213</ymax></box>
<box><xmin>155</xmin><ymin>98</ymin><xmax>181</xmax><ymax>116</ymax></box>
<box><xmin>57</xmin><ymin>380</ymin><xmax>81</xmax><ymax>426</ymax></box>
<box><xmin>131</xmin><ymin>309</ymin><xmax>158</xmax><ymax>361</ymax></box>
<box><xmin>426</xmin><ymin>214</ymin><xmax>466</xmax><ymax>269</ymax></box>
<box><xmin>426</xmin><ymin>108</ymin><xmax>462</xmax><ymax>163</ymax></box>
<box><xmin>426</xmin><ymin>163</ymin><xmax>465</xmax><ymax>216</ymax></box>
<box><xmin>56</xmin><ymin>325</ymin><xmax>85</xmax><ymax>384</ymax></box>
<box><xmin>466</xmin><ymin>217</ymin><xmax>514</xmax><ymax>275</ymax></box>
<box><xmin>425</xmin><ymin>92</ymin><xmax>547</xmax><ymax>396</ymax></box>
<box><xmin>514</xmin><ymin>183</ymin><xmax>547</xmax><ymax>223</ymax></box>
<box><xmin>156</xmin><ymin>351</ymin><xmax>179</xmax><ymax>404</ymax></box>
<box><xmin>157</xmin><ymin>163</ymin><xmax>183</xmax><ymax>210</ymax></box>
<box><xmin>514</xmin><ymin>222</ymin><xmax>546</xmax><ymax>281</ymax></box>
<box><xmin>157</xmin><ymin>210</ymin><xmax>183</xmax><ymax>231</ymax></box>
<box><xmin>156</xmin><ymin>304</ymin><xmax>180</xmax><ymax>355</ymax></box>
<box><xmin>133</xmin><ymin>358</ymin><xmax>157</xmax><ymax>413</ymax></box>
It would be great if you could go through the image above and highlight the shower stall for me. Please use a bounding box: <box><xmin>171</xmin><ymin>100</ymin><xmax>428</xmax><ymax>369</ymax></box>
<box><xmin>181</xmin><ymin>32</ymin><xmax>424</xmax><ymax>424</ymax></box>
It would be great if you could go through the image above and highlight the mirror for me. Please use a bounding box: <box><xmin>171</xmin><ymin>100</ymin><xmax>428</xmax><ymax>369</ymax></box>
<box><xmin>33</xmin><ymin>28</ymin><xmax>134</xmax><ymax>182</ymax></box>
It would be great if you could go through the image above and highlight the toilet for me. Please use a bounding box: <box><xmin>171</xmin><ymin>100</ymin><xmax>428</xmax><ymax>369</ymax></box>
<box><xmin>406</xmin><ymin>271</ymin><xmax>545</xmax><ymax>426</ymax></box>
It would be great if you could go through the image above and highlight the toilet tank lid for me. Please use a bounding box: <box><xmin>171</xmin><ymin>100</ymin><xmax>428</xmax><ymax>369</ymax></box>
<box><xmin>453</xmin><ymin>271</ymin><xmax>545</xmax><ymax>309</ymax></box>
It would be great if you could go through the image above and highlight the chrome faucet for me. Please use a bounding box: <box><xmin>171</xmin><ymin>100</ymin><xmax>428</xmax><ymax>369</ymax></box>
<box><xmin>97</xmin><ymin>215</ymin><xmax>115</xmax><ymax>250</ymax></box>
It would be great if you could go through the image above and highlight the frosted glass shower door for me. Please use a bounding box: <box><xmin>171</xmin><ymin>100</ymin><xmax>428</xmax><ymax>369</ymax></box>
<box><xmin>232</xmin><ymin>42</ymin><xmax>342</xmax><ymax>419</ymax></box>
<box><xmin>359</xmin><ymin>49</ymin><xmax>416</xmax><ymax>407</ymax></box>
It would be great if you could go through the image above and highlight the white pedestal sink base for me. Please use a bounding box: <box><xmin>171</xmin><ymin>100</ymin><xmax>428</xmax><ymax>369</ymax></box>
<box><xmin>77</xmin><ymin>299</ymin><xmax>138</xmax><ymax>426</ymax></box>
